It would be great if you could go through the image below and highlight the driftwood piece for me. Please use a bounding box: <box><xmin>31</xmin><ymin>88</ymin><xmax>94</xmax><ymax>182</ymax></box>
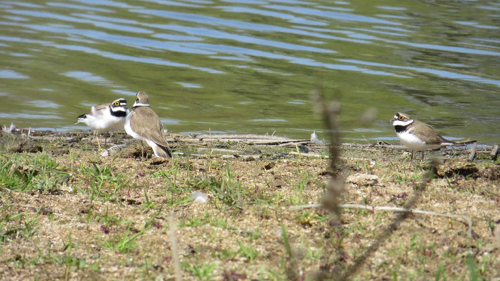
<box><xmin>491</xmin><ymin>145</ymin><xmax>499</xmax><ymax>161</ymax></box>
<box><xmin>468</xmin><ymin>142</ymin><xmax>477</xmax><ymax>161</ymax></box>
<box><xmin>171</xmin><ymin>134</ymin><xmax>309</xmax><ymax>145</ymax></box>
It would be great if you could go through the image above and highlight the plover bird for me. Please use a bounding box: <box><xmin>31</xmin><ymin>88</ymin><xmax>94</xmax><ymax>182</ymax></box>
<box><xmin>124</xmin><ymin>91</ymin><xmax>172</xmax><ymax>158</ymax></box>
<box><xmin>390</xmin><ymin>112</ymin><xmax>475</xmax><ymax>160</ymax></box>
<box><xmin>75</xmin><ymin>98</ymin><xmax>128</xmax><ymax>149</ymax></box>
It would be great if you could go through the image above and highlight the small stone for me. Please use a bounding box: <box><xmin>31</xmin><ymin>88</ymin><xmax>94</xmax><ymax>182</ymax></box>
<box><xmin>39</xmin><ymin>207</ymin><xmax>53</xmax><ymax>215</ymax></box>
<box><xmin>346</xmin><ymin>173</ymin><xmax>379</xmax><ymax>186</ymax></box>
<box><xmin>191</xmin><ymin>191</ymin><xmax>208</xmax><ymax>203</ymax></box>
<box><xmin>262</xmin><ymin>162</ymin><xmax>275</xmax><ymax>170</ymax></box>
<box><xmin>101</xmin><ymin>144</ymin><xmax>127</xmax><ymax>157</ymax></box>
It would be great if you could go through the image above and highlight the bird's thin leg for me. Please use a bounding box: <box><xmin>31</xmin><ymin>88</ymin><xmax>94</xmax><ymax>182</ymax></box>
<box><xmin>410</xmin><ymin>150</ymin><xmax>414</xmax><ymax>162</ymax></box>
<box><xmin>95</xmin><ymin>131</ymin><xmax>102</xmax><ymax>150</ymax></box>
<box><xmin>421</xmin><ymin>151</ymin><xmax>425</xmax><ymax>161</ymax></box>
<box><xmin>104</xmin><ymin>132</ymin><xmax>109</xmax><ymax>147</ymax></box>
<box><xmin>141</xmin><ymin>141</ymin><xmax>145</xmax><ymax>161</ymax></box>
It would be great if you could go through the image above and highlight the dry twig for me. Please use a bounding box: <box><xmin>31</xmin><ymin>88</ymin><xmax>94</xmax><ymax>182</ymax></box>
<box><xmin>289</xmin><ymin>203</ymin><xmax>472</xmax><ymax>237</ymax></box>
<box><xmin>168</xmin><ymin>215</ymin><xmax>182</xmax><ymax>281</ymax></box>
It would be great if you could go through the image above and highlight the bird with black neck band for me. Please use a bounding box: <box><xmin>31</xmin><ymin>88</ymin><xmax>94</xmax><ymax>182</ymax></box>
<box><xmin>75</xmin><ymin>98</ymin><xmax>128</xmax><ymax>149</ymax></box>
<box><xmin>125</xmin><ymin>91</ymin><xmax>172</xmax><ymax>159</ymax></box>
<box><xmin>390</xmin><ymin>112</ymin><xmax>475</xmax><ymax>161</ymax></box>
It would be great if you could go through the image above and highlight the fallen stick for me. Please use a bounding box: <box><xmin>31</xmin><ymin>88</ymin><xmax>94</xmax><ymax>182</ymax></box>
<box><xmin>289</xmin><ymin>203</ymin><xmax>473</xmax><ymax>237</ymax></box>
<box><xmin>468</xmin><ymin>142</ymin><xmax>477</xmax><ymax>161</ymax></box>
<box><xmin>169</xmin><ymin>215</ymin><xmax>182</xmax><ymax>281</ymax></box>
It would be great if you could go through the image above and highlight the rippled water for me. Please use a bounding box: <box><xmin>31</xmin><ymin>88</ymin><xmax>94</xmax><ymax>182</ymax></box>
<box><xmin>1</xmin><ymin>0</ymin><xmax>499</xmax><ymax>144</ymax></box>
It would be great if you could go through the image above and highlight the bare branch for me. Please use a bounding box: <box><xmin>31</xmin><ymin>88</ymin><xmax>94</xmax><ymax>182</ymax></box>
<box><xmin>289</xmin><ymin>203</ymin><xmax>472</xmax><ymax>237</ymax></box>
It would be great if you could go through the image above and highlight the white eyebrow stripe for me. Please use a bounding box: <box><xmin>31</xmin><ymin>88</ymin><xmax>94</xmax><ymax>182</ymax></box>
<box><xmin>392</xmin><ymin>120</ymin><xmax>413</xmax><ymax>126</ymax></box>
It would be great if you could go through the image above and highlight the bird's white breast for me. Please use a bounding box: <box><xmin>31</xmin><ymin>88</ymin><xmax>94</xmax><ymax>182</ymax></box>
<box><xmin>124</xmin><ymin>112</ymin><xmax>146</xmax><ymax>141</ymax></box>
<box><xmin>397</xmin><ymin>130</ymin><xmax>441</xmax><ymax>151</ymax></box>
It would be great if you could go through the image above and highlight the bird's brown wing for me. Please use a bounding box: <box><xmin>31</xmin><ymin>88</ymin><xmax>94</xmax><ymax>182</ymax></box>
<box><xmin>91</xmin><ymin>103</ymin><xmax>110</xmax><ymax>116</ymax></box>
<box><xmin>130</xmin><ymin>107</ymin><xmax>169</xmax><ymax>147</ymax></box>
<box><xmin>413</xmin><ymin>120</ymin><xmax>450</xmax><ymax>144</ymax></box>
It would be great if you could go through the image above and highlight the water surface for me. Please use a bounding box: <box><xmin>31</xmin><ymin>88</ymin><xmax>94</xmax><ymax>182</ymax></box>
<box><xmin>1</xmin><ymin>0</ymin><xmax>499</xmax><ymax>144</ymax></box>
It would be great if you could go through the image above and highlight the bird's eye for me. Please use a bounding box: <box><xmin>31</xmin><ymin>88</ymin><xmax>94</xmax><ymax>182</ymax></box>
<box><xmin>398</xmin><ymin>115</ymin><xmax>404</xmax><ymax>121</ymax></box>
<box><xmin>114</xmin><ymin>101</ymin><xmax>120</xmax><ymax>106</ymax></box>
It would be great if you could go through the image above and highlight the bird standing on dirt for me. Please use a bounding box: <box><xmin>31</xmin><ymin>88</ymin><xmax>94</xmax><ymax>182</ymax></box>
<box><xmin>75</xmin><ymin>98</ymin><xmax>128</xmax><ymax>149</ymax></box>
<box><xmin>390</xmin><ymin>112</ymin><xmax>475</xmax><ymax>160</ymax></box>
<box><xmin>124</xmin><ymin>91</ymin><xmax>172</xmax><ymax>158</ymax></box>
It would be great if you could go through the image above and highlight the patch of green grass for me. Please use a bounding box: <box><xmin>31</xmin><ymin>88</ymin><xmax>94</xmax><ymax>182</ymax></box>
<box><xmin>329</xmin><ymin>226</ymin><xmax>350</xmax><ymax>250</ymax></box>
<box><xmin>394</xmin><ymin>171</ymin><xmax>424</xmax><ymax>184</ymax></box>
<box><xmin>95</xmin><ymin>208</ymin><xmax>121</xmax><ymax>227</ymax></box>
<box><xmin>0</xmin><ymin>211</ymin><xmax>38</xmax><ymax>242</ymax></box>
<box><xmin>141</xmin><ymin>257</ymin><xmax>153</xmax><ymax>278</ymax></box>
<box><xmin>61</xmin><ymin>233</ymin><xmax>87</xmax><ymax>278</ymax></box>
<box><xmin>0</xmin><ymin>153</ymin><xmax>67</xmax><ymax>193</ymax></box>
<box><xmin>9</xmin><ymin>235</ymin><xmax>86</xmax><ymax>272</ymax></box>
<box><xmin>180</xmin><ymin>213</ymin><xmax>209</xmax><ymax>228</ymax></box>
<box><xmin>0</xmin><ymin>158</ymin><xmax>27</xmax><ymax>190</ymax></box>
<box><xmin>281</xmin><ymin>225</ymin><xmax>291</xmax><ymax>258</ymax></box>
<box><xmin>434</xmin><ymin>262</ymin><xmax>446</xmax><ymax>281</ymax></box>
<box><xmin>237</xmin><ymin>241</ymin><xmax>258</xmax><ymax>263</ymax></box>
<box><xmin>103</xmin><ymin>228</ymin><xmax>144</xmax><ymax>254</ymax></box>
<box><xmin>204</xmin><ymin>171</ymin><xmax>242</xmax><ymax>207</ymax></box>
<box><xmin>79</xmin><ymin>163</ymin><xmax>127</xmax><ymax>202</ymax></box>
<box><xmin>267</xmin><ymin>268</ymin><xmax>286</xmax><ymax>280</ymax></box>
<box><xmin>165</xmin><ymin>195</ymin><xmax>193</xmax><ymax>207</ymax></box>
<box><xmin>211</xmin><ymin>218</ymin><xmax>229</xmax><ymax>229</ymax></box>
<box><xmin>295</xmin><ymin>211</ymin><xmax>327</xmax><ymax>227</ymax></box>
<box><xmin>84</xmin><ymin>206</ymin><xmax>131</xmax><ymax>236</ymax></box>
<box><xmin>155</xmin><ymin>159</ymin><xmax>181</xmax><ymax>187</ymax></box>
<box><xmin>142</xmin><ymin>189</ymin><xmax>155</xmax><ymax>209</ymax></box>
<box><xmin>466</xmin><ymin>255</ymin><xmax>478</xmax><ymax>281</ymax></box>
<box><xmin>214</xmin><ymin>247</ymin><xmax>239</xmax><ymax>260</ymax></box>
<box><xmin>32</xmin><ymin>173</ymin><xmax>68</xmax><ymax>194</ymax></box>
<box><xmin>190</xmin><ymin>175</ymin><xmax>241</xmax><ymax>207</ymax></box>
<box><xmin>307</xmin><ymin>247</ymin><xmax>323</xmax><ymax>261</ymax></box>
<box><xmin>189</xmin><ymin>163</ymin><xmax>271</xmax><ymax>208</ymax></box>
<box><xmin>183</xmin><ymin>260</ymin><xmax>217</xmax><ymax>281</ymax></box>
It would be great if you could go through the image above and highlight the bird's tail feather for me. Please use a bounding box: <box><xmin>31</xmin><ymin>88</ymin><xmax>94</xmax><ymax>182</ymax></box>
<box><xmin>75</xmin><ymin>114</ymin><xmax>87</xmax><ymax>125</ymax></box>
<box><xmin>453</xmin><ymin>140</ymin><xmax>476</xmax><ymax>145</ymax></box>
<box><xmin>156</xmin><ymin>143</ymin><xmax>172</xmax><ymax>158</ymax></box>
<box><xmin>446</xmin><ymin>139</ymin><xmax>477</xmax><ymax>146</ymax></box>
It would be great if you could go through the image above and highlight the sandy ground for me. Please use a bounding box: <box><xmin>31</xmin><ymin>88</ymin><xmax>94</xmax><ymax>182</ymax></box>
<box><xmin>0</xmin><ymin>132</ymin><xmax>499</xmax><ymax>280</ymax></box>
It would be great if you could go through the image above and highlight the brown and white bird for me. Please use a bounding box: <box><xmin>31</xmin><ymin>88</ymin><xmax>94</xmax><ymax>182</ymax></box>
<box><xmin>124</xmin><ymin>91</ymin><xmax>172</xmax><ymax>158</ymax></box>
<box><xmin>75</xmin><ymin>98</ymin><xmax>128</xmax><ymax>149</ymax></box>
<box><xmin>390</xmin><ymin>112</ymin><xmax>475</xmax><ymax>160</ymax></box>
